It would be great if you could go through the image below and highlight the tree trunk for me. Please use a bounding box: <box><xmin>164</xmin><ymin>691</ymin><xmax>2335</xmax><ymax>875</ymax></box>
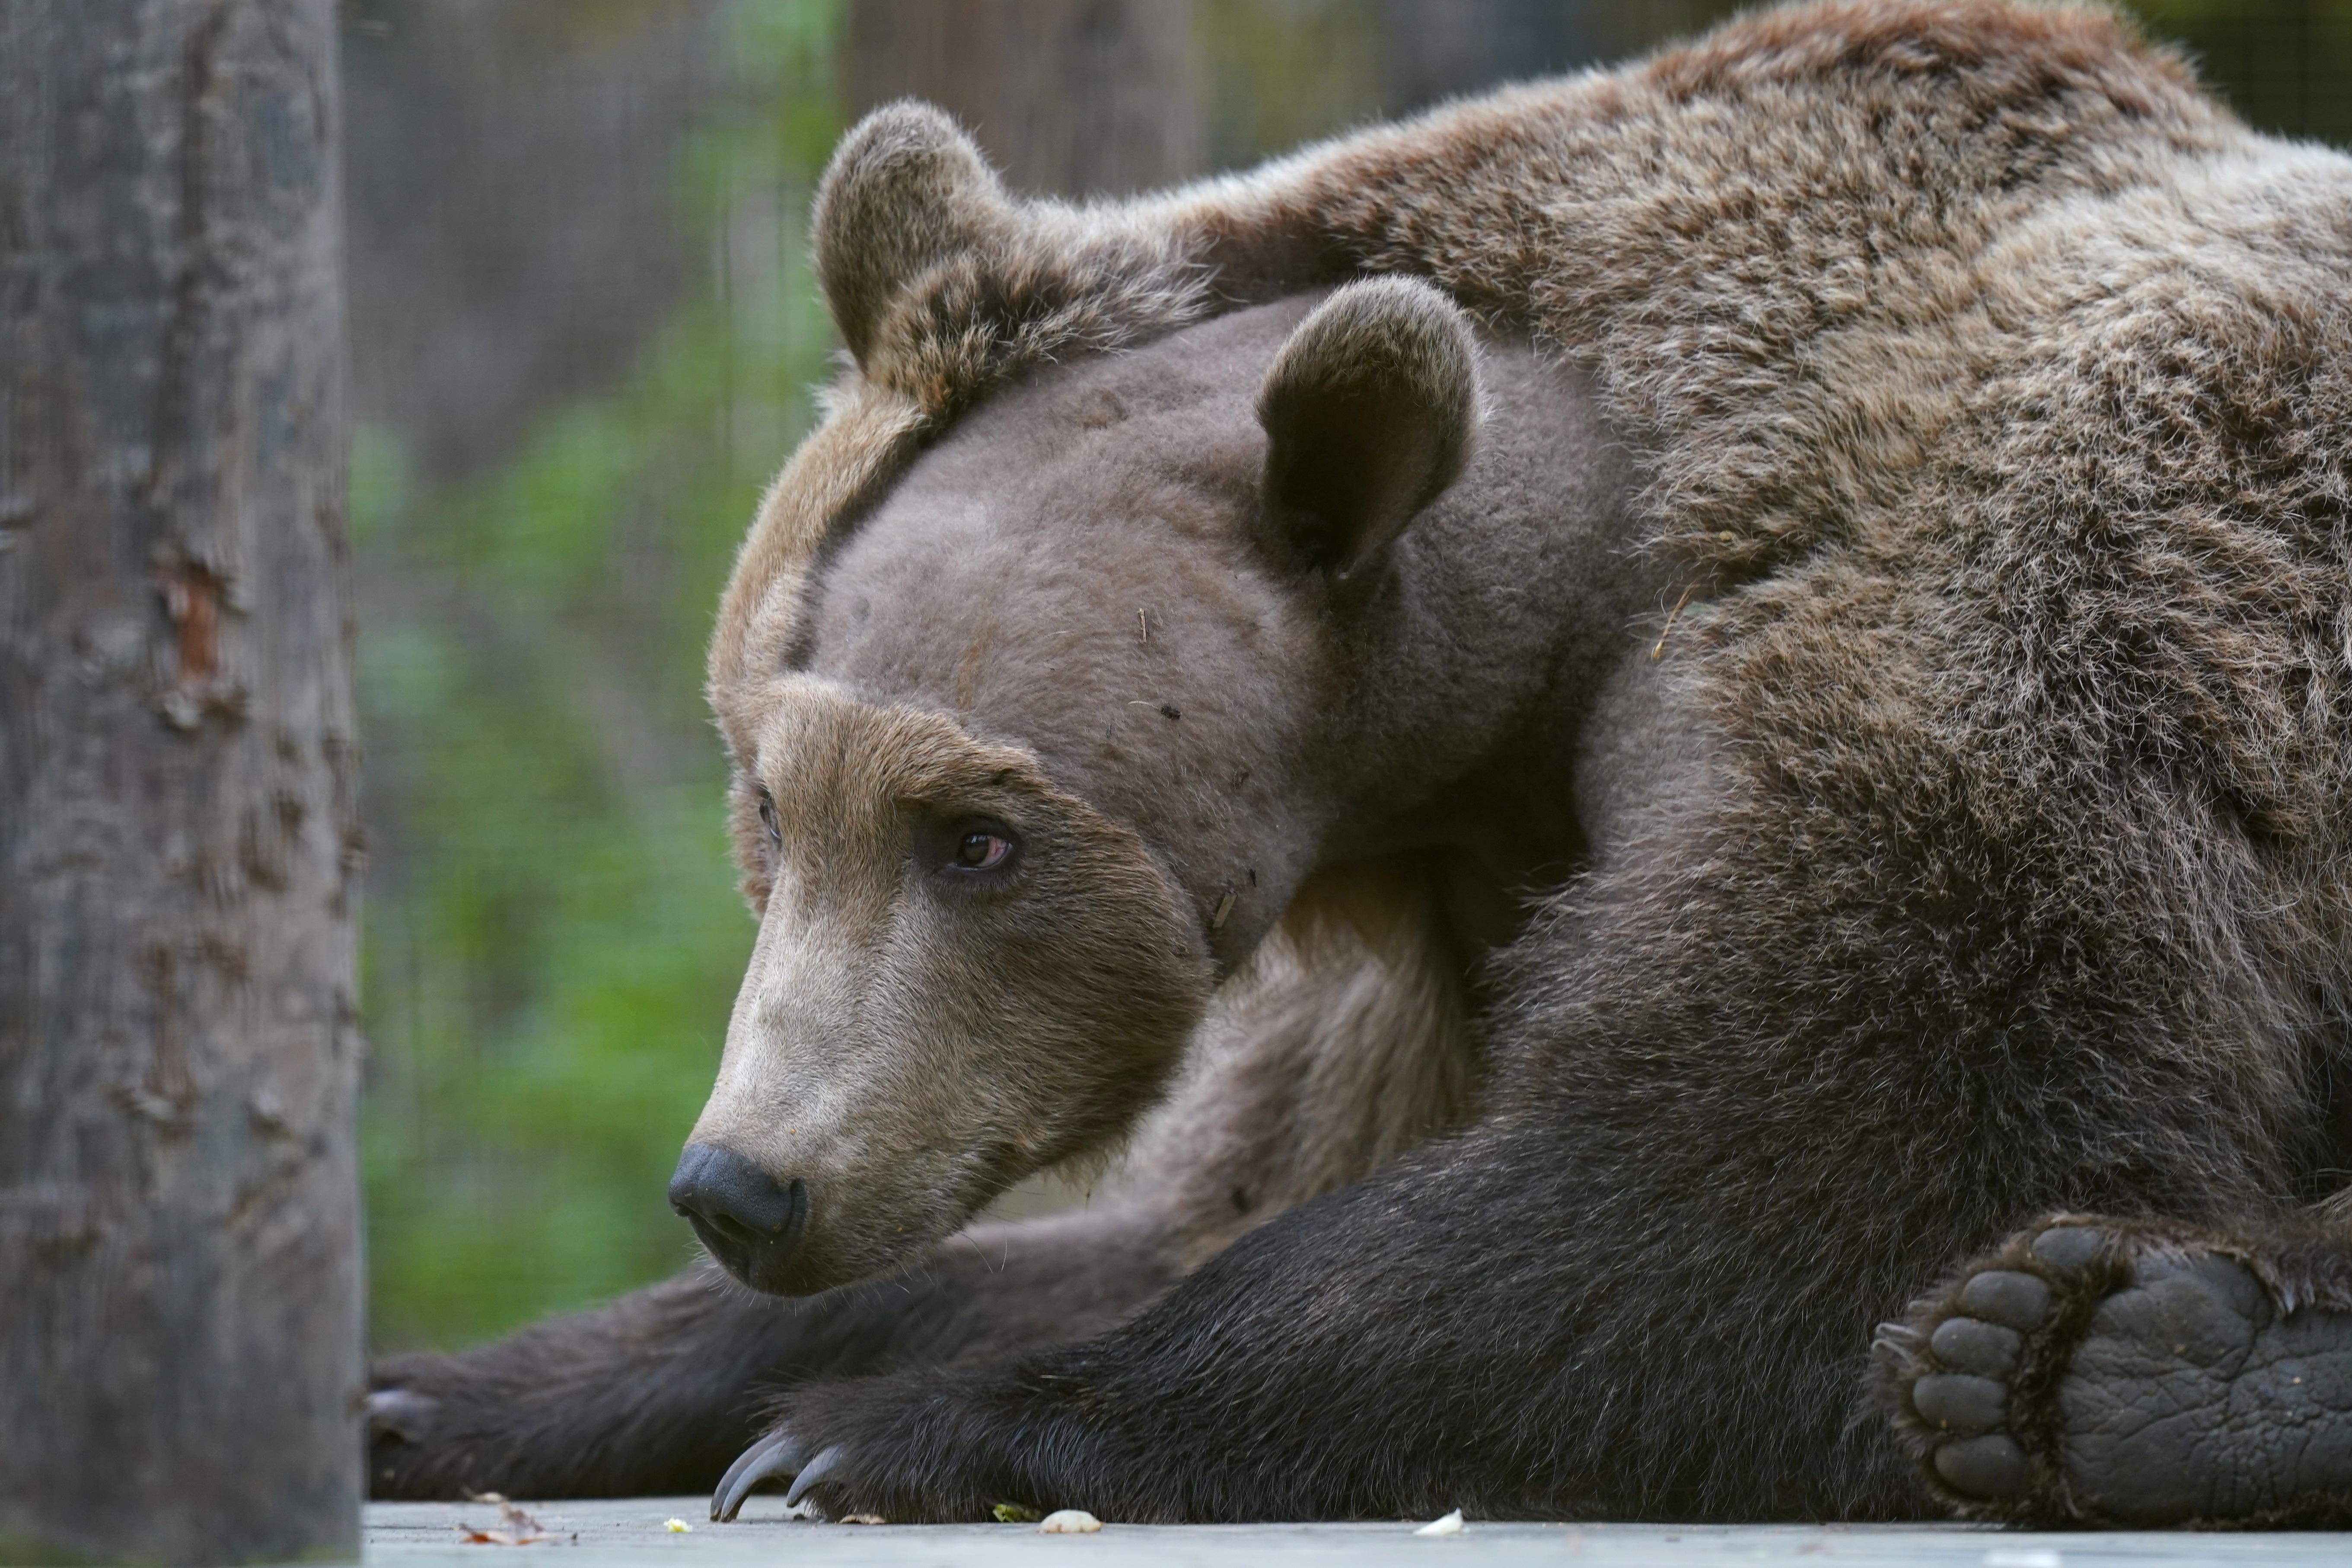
<box><xmin>0</xmin><ymin>3</ymin><xmax>361</xmax><ymax>1563</ymax></box>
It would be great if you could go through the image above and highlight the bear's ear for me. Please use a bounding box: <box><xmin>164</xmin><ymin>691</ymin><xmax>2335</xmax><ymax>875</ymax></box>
<box><xmin>813</xmin><ymin>102</ymin><xmax>1011</xmax><ymax>369</ymax></box>
<box><xmin>1256</xmin><ymin>277</ymin><xmax>1482</xmax><ymax>580</ymax></box>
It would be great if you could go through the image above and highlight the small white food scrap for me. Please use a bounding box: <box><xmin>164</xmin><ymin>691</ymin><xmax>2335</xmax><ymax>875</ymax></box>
<box><xmin>1038</xmin><ymin>1510</ymin><xmax>1103</xmax><ymax>1533</ymax></box>
<box><xmin>1414</xmin><ymin>1510</ymin><xmax>1465</xmax><ymax>1537</ymax></box>
<box><xmin>840</xmin><ymin>1514</ymin><xmax>888</xmax><ymax>1525</ymax></box>
<box><xmin>664</xmin><ymin>1519</ymin><xmax>692</xmax><ymax>1533</ymax></box>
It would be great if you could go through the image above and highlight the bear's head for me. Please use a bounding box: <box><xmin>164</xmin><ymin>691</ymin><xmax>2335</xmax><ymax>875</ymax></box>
<box><xmin>670</xmin><ymin>106</ymin><xmax>1624</xmax><ymax>1295</ymax></box>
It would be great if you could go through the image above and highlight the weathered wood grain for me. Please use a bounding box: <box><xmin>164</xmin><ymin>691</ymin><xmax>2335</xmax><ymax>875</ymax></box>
<box><xmin>0</xmin><ymin>1</ymin><xmax>360</xmax><ymax>1562</ymax></box>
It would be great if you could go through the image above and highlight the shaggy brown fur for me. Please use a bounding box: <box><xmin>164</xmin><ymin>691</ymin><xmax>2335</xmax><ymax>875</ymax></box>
<box><xmin>373</xmin><ymin>0</ymin><xmax>2352</xmax><ymax>1522</ymax></box>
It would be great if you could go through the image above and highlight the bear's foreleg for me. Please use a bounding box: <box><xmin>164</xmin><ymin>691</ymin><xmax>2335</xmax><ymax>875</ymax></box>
<box><xmin>710</xmin><ymin>1131</ymin><xmax>1576</xmax><ymax>1523</ymax></box>
<box><xmin>711</xmin><ymin>1111</ymin><xmax>1918</xmax><ymax>1524</ymax></box>
<box><xmin>367</xmin><ymin>1205</ymin><xmax>1183</xmax><ymax>1500</ymax></box>
<box><xmin>367</xmin><ymin>1264</ymin><xmax>811</xmax><ymax>1500</ymax></box>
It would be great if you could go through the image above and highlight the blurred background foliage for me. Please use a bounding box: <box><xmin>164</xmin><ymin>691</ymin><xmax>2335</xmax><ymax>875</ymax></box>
<box><xmin>346</xmin><ymin>0</ymin><xmax>2352</xmax><ymax>1353</ymax></box>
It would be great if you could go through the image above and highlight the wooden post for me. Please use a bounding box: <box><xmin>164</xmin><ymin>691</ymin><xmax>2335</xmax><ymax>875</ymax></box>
<box><xmin>0</xmin><ymin>2</ymin><xmax>361</xmax><ymax>1562</ymax></box>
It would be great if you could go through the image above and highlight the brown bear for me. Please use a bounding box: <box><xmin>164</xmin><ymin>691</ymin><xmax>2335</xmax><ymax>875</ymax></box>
<box><xmin>368</xmin><ymin>0</ymin><xmax>2352</xmax><ymax>1526</ymax></box>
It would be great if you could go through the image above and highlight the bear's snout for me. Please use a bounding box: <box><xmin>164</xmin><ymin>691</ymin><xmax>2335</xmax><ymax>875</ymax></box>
<box><xmin>669</xmin><ymin>1142</ymin><xmax>808</xmax><ymax>1294</ymax></box>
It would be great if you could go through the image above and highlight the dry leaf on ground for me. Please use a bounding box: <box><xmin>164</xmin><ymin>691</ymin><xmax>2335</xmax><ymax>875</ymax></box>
<box><xmin>456</xmin><ymin>1498</ymin><xmax>553</xmax><ymax>1546</ymax></box>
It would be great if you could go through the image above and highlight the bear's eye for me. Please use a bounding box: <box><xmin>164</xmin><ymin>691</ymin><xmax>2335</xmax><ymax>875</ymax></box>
<box><xmin>756</xmin><ymin>790</ymin><xmax>781</xmax><ymax>849</ymax></box>
<box><xmin>955</xmin><ymin>829</ymin><xmax>1013</xmax><ymax>870</ymax></box>
<box><xmin>927</xmin><ymin>822</ymin><xmax>1020</xmax><ymax>884</ymax></box>
<box><xmin>921</xmin><ymin>815</ymin><xmax>1022</xmax><ymax>882</ymax></box>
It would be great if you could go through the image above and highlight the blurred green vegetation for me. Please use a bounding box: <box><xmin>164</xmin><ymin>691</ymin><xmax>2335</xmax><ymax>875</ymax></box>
<box><xmin>2133</xmin><ymin>0</ymin><xmax>2352</xmax><ymax>149</ymax></box>
<box><xmin>355</xmin><ymin>0</ymin><xmax>841</xmax><ymax>1351</ymax></box>
<box><xmin>1195</xmin><ymin>0</ymin><xmax>1386</xmax><ymax>169</ymax></box>
<box><xmin>354</xmin><ymin>0</ymin><xmax>2352</xmax><ymax>1356</ymax></box>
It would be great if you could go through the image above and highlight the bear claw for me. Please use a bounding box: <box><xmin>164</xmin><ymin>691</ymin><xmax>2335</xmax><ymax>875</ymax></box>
<box><xmin>781</xmin><ymin>1445</ymin><xmax>847</xmax><ymax>1510</ymax></box>
<box><xmin>712</xmin><ymin>1431</ymin><xmax>805</xmax><ymax>1522</ymax></box>
<box><xmin>362</xmin><ymin>1389</ymin><xmax>440</xmax><ymax>1444</ymax></box>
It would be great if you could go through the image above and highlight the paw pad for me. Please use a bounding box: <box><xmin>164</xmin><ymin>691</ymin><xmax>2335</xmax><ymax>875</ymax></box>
<box><xmin>1954</xmin><ymin>1268</ymin><xmax>2052</xmax><ymax>1331</ymax></box>
<box><xmin>1886</xmin><ymin>1223</ymin><xmax>2113</xmax><ymax>1513</ymax></box>
<box><xmin>1928</xmin><ymin>1318</ymin><xmax>2019</xmax><ymax>1377</ymax></box>
<box><xmin>1933</xmin><ymin>1433</ymin><xmax>2027</xmax><ymax>1496</ymax></box>
<box><xmin>1910</xmin><ymin>1373</ymin><xmax>2004</xmax><ymax>1435</ymax></box>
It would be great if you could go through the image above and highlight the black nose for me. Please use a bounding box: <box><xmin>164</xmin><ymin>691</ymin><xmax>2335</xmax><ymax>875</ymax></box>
<box><xmin>668</xmin><ymin>1143</ymin><xmax>807</xmax><ymax>1294</ymax></box>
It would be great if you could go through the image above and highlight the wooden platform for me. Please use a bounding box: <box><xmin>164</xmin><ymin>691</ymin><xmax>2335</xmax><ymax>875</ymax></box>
<box><xmin>367</xmin><ymin>1498</ymin><xmax>2352</xmax><ymax>1567</ymax></box>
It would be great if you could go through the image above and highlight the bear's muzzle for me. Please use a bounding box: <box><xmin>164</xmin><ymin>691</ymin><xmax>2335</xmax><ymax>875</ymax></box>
<box><xmin>669</xmin><ymin>1142</ymin><xmax>808</xmax><ymax>1294</ymax></box>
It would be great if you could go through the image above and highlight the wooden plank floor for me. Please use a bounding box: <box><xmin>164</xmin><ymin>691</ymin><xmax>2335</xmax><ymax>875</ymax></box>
<box><xmin>368</xmin><ymin>1498</ymin><xmax>2352</xmax><ymax>1568</ymax></box>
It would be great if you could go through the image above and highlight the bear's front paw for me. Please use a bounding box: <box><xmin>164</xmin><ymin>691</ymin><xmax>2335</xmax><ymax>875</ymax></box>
<box><xmin>1880</xmin><ymin>1216</ymin><xmax>2352</xmax><ymax>1526</ymax></box>
<box><xmin>707</xmin><ymin>1423</ymin><xmax>969</xmax><ymax>1524</ymax></box>
<box><xmin>709</xmin><ymin>1370</ymin><xmax>1092</xmax><ymax>1524</ymax></box>
<box><xmin>363</xmin><ymin>1356</ymin><xmax>519</xmax><ymax>1500</ymax></box>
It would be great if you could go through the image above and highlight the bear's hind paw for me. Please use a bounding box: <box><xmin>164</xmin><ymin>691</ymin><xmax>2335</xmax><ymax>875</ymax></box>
<box><xmin>1881</xmin><ymin>1217</ymin><xmax>2352</xmax><ymax>1527</ymax></box>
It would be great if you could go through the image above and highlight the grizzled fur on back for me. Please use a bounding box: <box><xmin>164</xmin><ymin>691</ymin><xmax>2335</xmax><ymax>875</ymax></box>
<box><xmin>371</xmin><ymin>0</ymin><xmax>2352</xmax><ymax>1521</ymax></box>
